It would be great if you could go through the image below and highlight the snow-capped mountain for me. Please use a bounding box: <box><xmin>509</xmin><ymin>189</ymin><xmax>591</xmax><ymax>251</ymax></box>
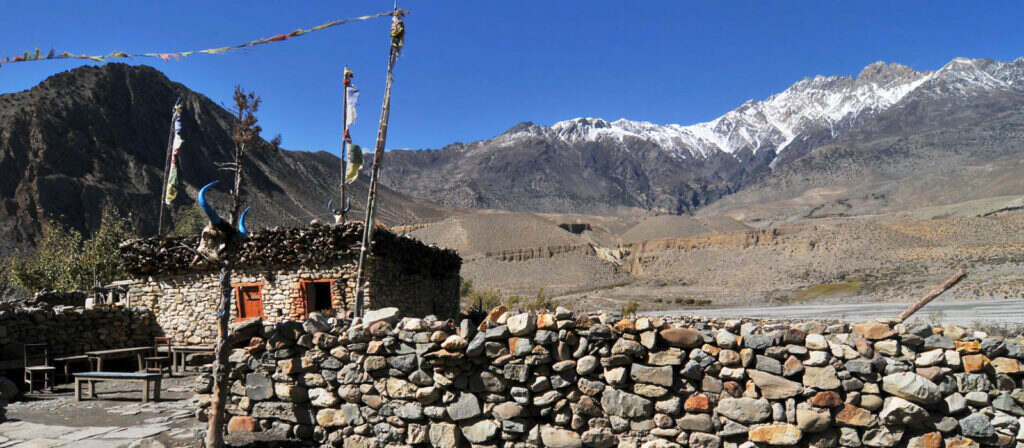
<box><xmin>383</xmin><ymin>57</ymin><xmax>1024</xmax><ymax>216</ymax></box>
<box><xmin>503</xmin><ymin>57</ymin><xmax>1024</xmax><ymax>161</ymax></box>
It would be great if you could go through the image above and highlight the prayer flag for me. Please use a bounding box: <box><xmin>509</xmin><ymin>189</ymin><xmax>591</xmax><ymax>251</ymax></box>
<box><xmin>345</xmin><ymin>84</ymin><xmax>359</xmax><ymax>128</ymax></box>
<box><xmin>165</xmin><ymin>106</ymin><xmax>184</xmax><ymax>205</ymax></box>
<box><xmin>345</xmin><ymin>144</ymin><xmax>363</xmax><ymax>184</ymax></box>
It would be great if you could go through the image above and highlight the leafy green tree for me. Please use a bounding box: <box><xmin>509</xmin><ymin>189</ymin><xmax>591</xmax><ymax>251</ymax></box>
<box><xmin>12</xmin><ymin>205</ymin><xmax>134</xmax><ymax>292</ymax></box>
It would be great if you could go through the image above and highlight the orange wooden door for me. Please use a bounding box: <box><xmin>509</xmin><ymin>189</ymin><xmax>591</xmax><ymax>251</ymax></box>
<box><xmin>236</xmin><ymin>285</ymin><xmax>265</xmax><ymax>320</ymax></box>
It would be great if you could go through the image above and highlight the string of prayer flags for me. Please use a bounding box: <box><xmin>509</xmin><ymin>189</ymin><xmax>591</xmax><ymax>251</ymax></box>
<box><xmin>0</xmin><ymin>10</ymin><xmax>400</xmax><ymax>69</ymax></box>
<box><xmin>345</xmin><ymin>145</ymin><xmax>363</xmax><ymax>184</ymax></box>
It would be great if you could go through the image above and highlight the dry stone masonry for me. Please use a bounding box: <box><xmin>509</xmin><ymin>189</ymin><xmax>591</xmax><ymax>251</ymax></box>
<box><xmin>208</xmin><ymin>308</ymin><xmax>1024</xmax><ymax>448</ymax></box>
<box><xmin>119</xmin><ymin>223</ymin><xmax>461</xmax><ymax>344</ymax></box>
<box><xmin>0</xmin><ymin>301</ymin><xmax>159</xmax><ymax>360</ymax></box>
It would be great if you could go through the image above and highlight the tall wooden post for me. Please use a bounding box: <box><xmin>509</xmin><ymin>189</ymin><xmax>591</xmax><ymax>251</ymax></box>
<box><xmin>206</xmin><ymin>265</ymin><xmax>233</xmax><ymax>448</ymax></box>
<box><xmin>353</xmin><ymin>10</ymin><xmax>404</xmax><ymax>317</ymax></box>
<box><xmin>339</xmin><ymin>67</ymin><xmax>349</xmax><ymax>224</ymax></box>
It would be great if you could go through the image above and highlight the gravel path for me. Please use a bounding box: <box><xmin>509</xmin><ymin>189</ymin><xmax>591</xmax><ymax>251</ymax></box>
<box><xmin>645</xmin><ymin>298</ymin><xmax>1024</xmax><ymax>326</ymax></box>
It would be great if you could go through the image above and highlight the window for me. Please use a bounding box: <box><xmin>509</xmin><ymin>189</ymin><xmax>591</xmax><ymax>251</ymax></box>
<box><xmin>301</xmin><ymin>279</ymin><xmax>334</xmax><ymax>316</ymax></box>
<box><xmin>234</xmin><ymin>283</ymin><xmax>265</xmax><ymax>321</ymax></box>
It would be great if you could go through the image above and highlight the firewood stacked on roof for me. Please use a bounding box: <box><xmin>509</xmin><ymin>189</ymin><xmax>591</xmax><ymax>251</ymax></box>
<box><xmin>119</xmin><ymin>222</ymin><xmax>460</xmax><ymax>277</ymax></box>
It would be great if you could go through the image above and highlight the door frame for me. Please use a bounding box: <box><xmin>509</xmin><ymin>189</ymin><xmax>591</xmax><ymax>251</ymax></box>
<box><xmin>233</xmin><ymin>282</ymin><xmax>265</xmax><ymax>321</ymax></box>
<box><xmin>299</xmin><ymin>278</ymin><xmax>336</xmax><ymax>318</ymax></box>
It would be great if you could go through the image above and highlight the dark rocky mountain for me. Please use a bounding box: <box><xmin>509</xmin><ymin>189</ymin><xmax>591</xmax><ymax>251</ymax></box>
<box><xmin>0</xmin><ymin>64</ymin><xmax>450</xmax><ymax>254</ymax></box>
<box><xmin>382</xmin><ymin>57</ymin><xmax>1024</xmax><ymax>217</ymax></box>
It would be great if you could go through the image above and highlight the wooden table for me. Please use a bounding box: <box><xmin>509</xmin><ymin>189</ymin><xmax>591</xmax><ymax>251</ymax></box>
<box><xmin>85</xmin><ymin>346</ymin><xmax>152</xmax><ymax>371</ymax></box>
<box><xmin>73</xmin><ymin>371</ymin><xmax>162</xmax><ymax>402</ymax></box>
<box><xmin>170</xmin><ymin>345</ymin><xmax>214</xmax><ymax>374</ymax></box>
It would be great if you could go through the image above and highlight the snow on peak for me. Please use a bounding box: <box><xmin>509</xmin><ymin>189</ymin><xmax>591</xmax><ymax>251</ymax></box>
<box><xmin>503</xmin><ymin>57</ymin><xmax>1024</xmax><ymax>160</ymax></box>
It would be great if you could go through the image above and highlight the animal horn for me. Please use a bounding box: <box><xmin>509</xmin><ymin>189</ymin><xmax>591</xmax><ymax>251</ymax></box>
<box><xmin>197</xmin><ymin>181</ymin><xmax>223</xmax><ymax>225</ymax></box>
<box><xmin>238</xmin><ymin>207</ymin><xmax>250</xmax><ymax>236</ymax></box>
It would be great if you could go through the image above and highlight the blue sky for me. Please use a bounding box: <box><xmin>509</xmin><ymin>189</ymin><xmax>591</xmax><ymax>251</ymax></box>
<box><xmin>2</xmin><ymin>1</ymin><xmax>1023</xmax><ymax>152</ymax></box>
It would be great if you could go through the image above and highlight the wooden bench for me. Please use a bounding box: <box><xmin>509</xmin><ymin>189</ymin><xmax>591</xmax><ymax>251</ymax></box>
<box><xmin>73</xmin><ymin>371</ymin><xmax>163</xmax><ymax>403</ymax></box>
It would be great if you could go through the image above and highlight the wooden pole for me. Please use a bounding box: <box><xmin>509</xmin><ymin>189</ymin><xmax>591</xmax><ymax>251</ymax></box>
<box><xmin>206</xmin><ymin>266</ymin><xmax>232</xmax><ymax>448</ymax></box>
<box><xmin>339</xmin><ymin>69</ymin><xmax>348</xmax><ymax>224</ymax></box>
<box><xmin>156</xmin><ymin>98</ymin><xmax>180</xmax><ymax>236</ymax></box>
<box><xmin>898</xmin><ymin>269</ymin><xmax>966</xmax><ymax>322</ymax></box>
<box><xmin>353</xmin><ymin>10</ymin><xmax>403</xmax><ymax>318</ymax></box>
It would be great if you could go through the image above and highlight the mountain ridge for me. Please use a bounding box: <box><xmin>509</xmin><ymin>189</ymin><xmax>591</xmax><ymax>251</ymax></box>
<box><xmin>382</xmin><ymin>56</ymin><xmax>1024</xmax><ymax>215</ymax></box>
<box><xmin>0</xmin><ymin>63</ymin><xmax>451</xmax><ymax>254</ymax></box>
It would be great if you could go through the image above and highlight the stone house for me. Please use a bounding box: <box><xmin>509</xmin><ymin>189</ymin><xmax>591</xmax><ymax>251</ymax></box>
<box><xmin>118</xmin><ymin>223</ymin><xmax>461</xmax><ymax>344</ymax></box>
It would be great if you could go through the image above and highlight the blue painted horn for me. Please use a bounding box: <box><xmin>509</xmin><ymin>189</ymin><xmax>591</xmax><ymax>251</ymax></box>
<box><xmin>197</xmin><ymin>181</ymin><xmax>224</xmax><ymax>225</ymax></box>
<box><xmin>238</xmin><ymin>207</ymin><xmax>250</xmax><ymax>236</ymax></box>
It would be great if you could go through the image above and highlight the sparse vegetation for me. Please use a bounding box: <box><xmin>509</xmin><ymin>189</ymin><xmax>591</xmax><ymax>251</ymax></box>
<box><xmin>621</xmin><ymin>300</ymin><xmax>639</xmax><ymax>317</ymax></box>
<box><xmin>791</xmin><ymin>279</ymin><xmax>862</xmax><ymax>302</ymax></box>
<box><xmin>10</xmin><ymin>205</ymin><xmax>134</xmax><ymax>292</ymax></box>
<box><xmin>674</xmin><ymin>297</ymin><xmax>713</xmax><ymax>306</ymax></box>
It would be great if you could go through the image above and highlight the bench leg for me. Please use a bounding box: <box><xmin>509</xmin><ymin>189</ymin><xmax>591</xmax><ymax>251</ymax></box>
<box><xmin>141</xmin><ymin>379</ymin><xmax>149</xmax><ymax>403</ymax></box>
<box><xmin>154</xmin><ymin>377</ymin><xmax>161</xmax><ymax>401</ymax></box>
<box><xmin>75</xmin><ymin>378</ymin><xmax>81</xmax><ymax>401</ymax></box>
<box><xmin>89</xmin><ymin>379</ymin><xmax>97</xmax><ymax>398</ymax></box>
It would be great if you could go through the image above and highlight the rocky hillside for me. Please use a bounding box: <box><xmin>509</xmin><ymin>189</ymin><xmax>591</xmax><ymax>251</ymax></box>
<box><xmin>0</xmin><ymin>64</ymin><xmax>450</xmax><ymax>254</ymax></box>
<box><xmin>383</xmin><ymin>57</ymin><xmax>1024</xmax><ymax>217</ymax></box>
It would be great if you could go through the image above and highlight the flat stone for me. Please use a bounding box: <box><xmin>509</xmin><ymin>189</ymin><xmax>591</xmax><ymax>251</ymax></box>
<box><xmin>363</xmin><ymin>307</ymin><xmax>399</xmax><ymax>325</ymax></box>
<box><xmin>747</xmin><ymin>369</ymin><xmax>803</xmax><ymax>399</ymax></box>
<box><xmin>879</xmin><ymin>396</ymin><xmax>930</xmax><ymax>428</ymax></box>
<box><xmin>676</xmin><ymin>413</ymin><xmax>714</xmax><ymax>432</ymax></box>
<box><xmin>689</xmin><ymin>432</ymin><xmax>722</xmax><ymax>448</ymax></box>
<box><xmin>804</xmin><ymin>366</ymin><xmax>841</xmax><ymax>390</ymax></box>
<box><xmin>810</xmin><ymin>391</ymin><xmax>843</xmax><ymax>408</ymax></box>
<box><xmin>660</xmin><ymin>328</ymin><xmax>703</xmax><ymax>348</ymax></box>
<box><xmin>507</xmin><ymin>313</ymin><xmax>537</xmax><ymax>336</ymax></box>
<box><xmin>446</xmin><ymin>392</ymin><xmax>482</xmax><ymax>421</ymax></box>
<box><xmin>540</xmin><ymin>425</ymin><xmax>583</xmax><ymax>448</ymax></box>
<box><xmin>881</xmin><ymin>372</ymin><xmax>941</xmax><ymax>404</ymax></box>
<box><xmin>429</xmin><ymin>422</ymin><xmax>461</xmax><ymax>448</ymax></box>
<box><xmin>227</xmin><ymin>416</ymin><xmax>258</xmax><ymax>433</ymax></box>
<box><xmin>835</xmin><ymin>404</ymin><xmax>877</xmax><ymax>427</ymax></box>
<box><xmin>861</xmin><ymin>425</ymin><xmax>904</xmax><ymax>448</ymax></box>
<box><xmin>601</xmin><ymin>387</ymin><xmax>653</xmax><ymax>419</ymax></box>
<box><xmin>796</xmin><ymin>408</ymin><xmax>832</xmax><ymax>433</ymax></box>
<box><xmin>962</xmin><ymin>354</ymin><xmax>990</xmax><ymax>373</ymax></box>
<box><xmin>631</xmin><ymin>364</ymin><xmax>674</xmax><ymax>386</ymax></box>
<box><xmin>462</xmin><ymin>419</ymin><xmax>499</xmax><ymax>443</ymax></box>
<box><xmin>959</xmin><ymin>413</ymin><xmax>995</xmax><ymax>440</ymax></box>
<box><xmin>749</xmin><ymin>424</ymin><xmax>803</xmax><ymax>445</ymax></box>
<box><xmin>716</xmin><ymin>397</ymin><xmax>771</xmax><ymax>424</ymax></box>
<box><xmin>907</xmin><ymin>432</ymin><xmax>942</xmax><ymax>448</ymax></box>
<box><xmin>992</xmin><ymin>392</ymin><xmax>1024</xmax><ymax>416</ymax></box>
<box><xmin>853</xmin><ymin>322</ymin><xmax>895</xmax><ymax>340</ymax></box>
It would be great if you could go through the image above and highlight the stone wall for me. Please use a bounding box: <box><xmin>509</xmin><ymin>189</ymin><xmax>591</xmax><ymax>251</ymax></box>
<box><xmin>0</xmin><ymin>303</ymin><xmax>160</xmax><ymax>361</ymax></box>
<box><xmin>208</xmin><ymin>308</ymin><xmax>1024</xmax><ymax>448</ymax></box>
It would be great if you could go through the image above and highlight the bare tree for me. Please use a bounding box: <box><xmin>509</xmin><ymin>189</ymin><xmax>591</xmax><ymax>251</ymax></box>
<box><xmin>201</xmin><ymin>86</ymin><xmax>279</xmax><ymax>448</ymax></box>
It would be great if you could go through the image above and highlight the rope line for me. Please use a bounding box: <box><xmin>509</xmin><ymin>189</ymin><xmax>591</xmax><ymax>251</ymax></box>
<box><xmin>0</xmin><ymin>10</ymin><xmax>399</xmax><ymax>68</ymax></box>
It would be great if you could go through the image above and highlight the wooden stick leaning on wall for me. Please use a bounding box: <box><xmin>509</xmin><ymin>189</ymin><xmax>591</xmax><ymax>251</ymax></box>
<box><xmin>897</xmin><ymin>269</ymin><xmax>966</xmax><ymax>322</ymax></box>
